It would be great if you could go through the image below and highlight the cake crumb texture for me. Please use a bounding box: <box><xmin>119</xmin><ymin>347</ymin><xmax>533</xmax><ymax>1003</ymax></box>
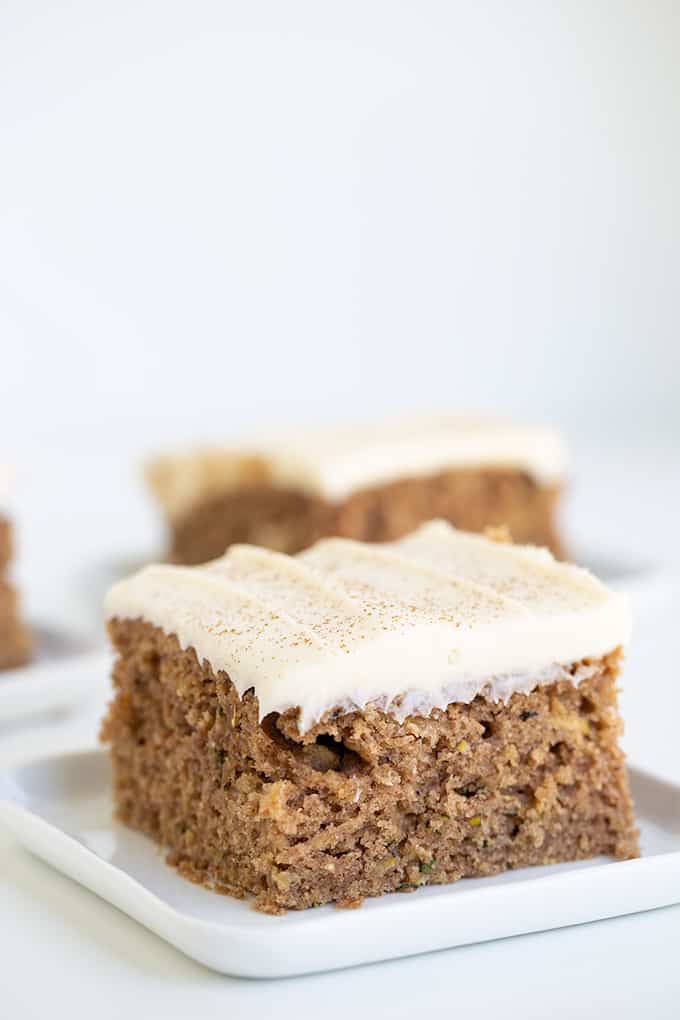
<box><xmin>101</xmin><ymin>621</ymin><xmax>638</xmax><ymax>913</ymax></box>
<box><xmin>0</xmin><ymin>517</ymin><xmax>31</xmax><ymax>670</ymax></box>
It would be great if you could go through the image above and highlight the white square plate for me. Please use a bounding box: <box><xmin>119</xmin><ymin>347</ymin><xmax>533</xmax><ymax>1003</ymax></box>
<box><xmin>1</xmin><ymin>749</ymin><xmax>679</xmax><ymax>978</ymax></box>
<box><xmin>0</xmin><ymin>647</ymin><xmax>109</xmax><ymax>723</ymax></box>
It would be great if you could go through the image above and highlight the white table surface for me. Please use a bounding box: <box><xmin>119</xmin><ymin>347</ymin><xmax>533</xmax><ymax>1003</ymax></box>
<box><xmin>2</xmin><ymin>439</ymin><xmax>679</xmax><ymax>1019</ymax></box>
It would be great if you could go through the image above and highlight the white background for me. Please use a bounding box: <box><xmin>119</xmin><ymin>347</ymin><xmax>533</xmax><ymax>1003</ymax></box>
<box><xmin>1</xmin><ymin>2</ymin><xmax>679</xmax><ymax>1017</ymax></box>
<box><xmin>2</xmin><ymin>0</ymin><xmax>679</xmax><ymax>452</ymax></box>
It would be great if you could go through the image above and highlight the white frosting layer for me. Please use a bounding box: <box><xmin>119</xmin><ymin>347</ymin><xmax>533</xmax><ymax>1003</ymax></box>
<box><xmin>146</xmin><ymin>416</ymin><xmax>567</xmax><ymax>521</ymax></box>
<box><xmin>0</xmin><ymin>464</ymin><xmax>11</xmax><ymax>508</ymax></box>
<box><xmin>105</xmin><ymin>521</ymin><xmax>629</xmax><ymax>732</ymax></box>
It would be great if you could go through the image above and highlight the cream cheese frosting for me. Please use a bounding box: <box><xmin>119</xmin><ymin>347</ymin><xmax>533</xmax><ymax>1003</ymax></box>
<box><xmin>0</xmin><ymin>464</ymin><xmax>11</xmax><ymax>508</ymax></box>
<box><xmin>105</xmin><ymin>521</ymin><xmax>629</xmax><ymax>733</ymax></box>
<box><xmin>146</xmin><ymin>416</ymin><xmax>567</xmax><ymax>522</ymax></box>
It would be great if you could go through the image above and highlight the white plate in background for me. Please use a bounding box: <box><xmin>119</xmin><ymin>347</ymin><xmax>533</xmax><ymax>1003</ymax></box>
<box><xmin>24</xmin><ymin>620</ymin><xmax>97</xmax><ymax>666</ymax></box>
<box><xmin>1</xmin><ymin>750</ymin><xmax>678</xmax><ymax>979</ymax></box>
<box><xmin>0</xmin><ymin>649</ymin><xmax>109</xmax><ymax>724</ymax></box>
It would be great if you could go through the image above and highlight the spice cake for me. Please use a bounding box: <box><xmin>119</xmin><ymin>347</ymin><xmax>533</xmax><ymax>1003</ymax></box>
<box><xmin>0</xmin><ymin>481</ymin><xmax>31</xmax><ymax>669</ymax></box>
<box><xmin>101</xmin><ymin>520</ymin><xmax>637</xmax><ymax>913</ymax></box>
<box><xmin>146</xmin><ymin>417</ymin><xmax>567</xmax><ymax>563</ymax></box>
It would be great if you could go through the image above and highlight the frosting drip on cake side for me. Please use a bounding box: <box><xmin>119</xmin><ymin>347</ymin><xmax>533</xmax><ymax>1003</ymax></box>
<box><xmin>105</xmin><ymin>521</ymin><xmax>629</xmax><ymax>733</ymax></box>
<box><xmin>146</xmin><ymin>416</ymin><xmax>567</xmax><ymax>521</ymax></box>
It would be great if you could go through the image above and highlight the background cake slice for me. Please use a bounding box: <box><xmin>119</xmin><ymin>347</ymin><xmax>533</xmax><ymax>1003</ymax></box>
<box><xmin>101</xmin><ymin>521</ymin><xmax>636</xmax><ymax>913</ymax></box>
<box><xmin>0</xmin><ymin>472</ymin><xmax>31</xmax><ymax>670</ymax></box>
<box><xmin>146</xmin><ymin>416</ymin><xmax>567</xmax><ymax>563</ymax></box>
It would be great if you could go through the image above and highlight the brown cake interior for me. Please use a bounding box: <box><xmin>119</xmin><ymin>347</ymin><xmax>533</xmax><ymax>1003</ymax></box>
<box><xmin>167</xmin><ymin>467</ymin><xmax>562</xmax><ymax>564</ymax></box>
<box><xmin>101</xmin><ymin>619</ymin><xmax>637</xmax><ymax>913</ymax></box>
<box><xmin>0</xmin><ymin>516</ymin><xmax>11</xmax><ymax>570</ymax></box>
<box><xmin>0</xmin><ymin>517</ymin><xmax>31</xmax><ymax>670</ymax></box>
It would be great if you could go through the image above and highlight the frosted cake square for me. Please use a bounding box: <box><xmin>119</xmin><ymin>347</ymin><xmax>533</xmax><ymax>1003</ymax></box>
<box><xmin>146</xmin><ymin>416</ymin><xmax>566</xmax><ymax>563</ymax></box>
<box><xmin>101</xmin><ymin>521</ymin><xmax>637</xmax><ymax>913</ymax></box>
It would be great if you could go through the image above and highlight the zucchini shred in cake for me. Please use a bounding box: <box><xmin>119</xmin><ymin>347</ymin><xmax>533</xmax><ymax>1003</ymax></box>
<box><xmin>146</xmin><ymin>416</ymin><xmax>567</xmax><ymax>563</ymax></box>
<box><xmin>101</xmin><ymin>521</ymin><xmax>638</xmax><ymax>913</ymax></box>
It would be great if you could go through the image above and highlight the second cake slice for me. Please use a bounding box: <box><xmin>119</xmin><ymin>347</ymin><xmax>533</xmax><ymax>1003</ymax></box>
<box><xmin>146</xmin><ymin>416</ymin><xmax>567</xmax><ymax>562</ymax></box>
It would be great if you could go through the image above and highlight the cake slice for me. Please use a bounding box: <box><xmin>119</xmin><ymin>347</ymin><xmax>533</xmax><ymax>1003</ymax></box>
<box><xmin>0</xmin><ymin>497</ymin><xmax>31</xmax><ymax>670</ymax></box>
<box><xmin>101</xmin><ymin>521</ymin><xmax>637</xmax><ymax>913</ymax></box>
<box><xmin>146</xmin><ymin>416</ymin><xmax>567</xmax><ymax>563</ymax></box>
